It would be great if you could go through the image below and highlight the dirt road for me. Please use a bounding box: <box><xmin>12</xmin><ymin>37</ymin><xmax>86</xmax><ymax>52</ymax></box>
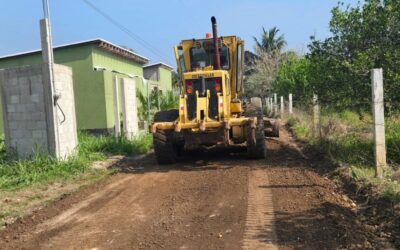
<box><xmin>0</xmin><ymin>129</ymin><xmax>390</xmax><ymax>249</ymax></box>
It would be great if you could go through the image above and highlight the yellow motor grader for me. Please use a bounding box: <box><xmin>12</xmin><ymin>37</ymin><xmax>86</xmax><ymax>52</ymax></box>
<box><xmin>150</xmin><ymin>16</ymin><xmax>278</xmax><ymax>164</ymax></box>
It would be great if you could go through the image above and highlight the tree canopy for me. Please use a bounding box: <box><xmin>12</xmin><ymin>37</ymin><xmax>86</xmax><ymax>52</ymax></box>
<box><xmin>253</xmin><ymin>26</ymin><xmax>287</xmax><ymax>54</ymax></box>
<box><xmin>245</xmin><ymin>26</ymin><xmax>287</xmax><ymax>96</ymax></box>
<box><xmin>269</xmin><ymin>0</ymin><xmax>400</xmax><ymax>113</ymax></box>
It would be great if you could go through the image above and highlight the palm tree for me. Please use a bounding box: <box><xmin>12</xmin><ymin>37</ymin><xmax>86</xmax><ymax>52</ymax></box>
<box><xmin>253</xmin><ymin>26</ymin><xmax>287</xmax><ymax>54</ymax></box>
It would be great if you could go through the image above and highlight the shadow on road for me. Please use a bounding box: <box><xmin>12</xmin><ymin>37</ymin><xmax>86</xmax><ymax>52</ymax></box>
<box><xmin>113</xmin><ymin>146</ymin><xmax>251</xmax><ymax>174</ymax></box>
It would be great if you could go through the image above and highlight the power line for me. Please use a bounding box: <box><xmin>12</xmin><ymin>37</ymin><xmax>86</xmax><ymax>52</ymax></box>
<box><xmin>82</xmin><ymin>0</ymin><xmax>174</xmax><ymax>65</ymax></box>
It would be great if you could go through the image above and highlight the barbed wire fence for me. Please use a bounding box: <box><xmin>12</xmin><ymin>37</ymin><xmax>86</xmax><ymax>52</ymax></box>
<box><xmin>263</xmin><ymin>68</ymin><xmax>389</xmax><ymax>178</ymax></box>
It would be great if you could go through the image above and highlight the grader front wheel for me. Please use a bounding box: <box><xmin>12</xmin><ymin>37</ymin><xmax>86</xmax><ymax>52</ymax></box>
<box><xmin>153</xmin><ymin>130</ymin><xmax>178</xmax><ymax>164</ymax></box>
<box><xmin>245</xmin><ymin>98</ymin><xmax>266</xmax><ymax>159</ymax></box>
<box><xmin>153</xmin><ymin>110</ymin><xmax>180</xmax><ymax>165</ymax></box>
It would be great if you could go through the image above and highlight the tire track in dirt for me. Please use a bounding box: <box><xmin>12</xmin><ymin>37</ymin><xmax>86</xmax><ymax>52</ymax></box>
<box><xmin>243</xmin><ymin>167</ymin><xmax>278</xmax><ymax>250</ymax></box>
<box><xmin>34</xmin><ymin>175</ymin><xmax>138</xmax><ymax>234</ymax></box>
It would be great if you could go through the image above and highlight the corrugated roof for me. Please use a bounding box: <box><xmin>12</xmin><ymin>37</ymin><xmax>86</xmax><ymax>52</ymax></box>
<box><xmin>143</xmin><ymin>62</ymin><xmax>174</xmax><ymax>71</ymax></box>
<box><xmin>0</xmin><ymin>38</ymin><xmax>150</xmax><ymax>65</ymax></box>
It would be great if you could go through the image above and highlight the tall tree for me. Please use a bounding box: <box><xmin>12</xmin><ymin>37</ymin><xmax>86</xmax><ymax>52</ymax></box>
<box><xmin>253</xmin><ymin>26</ymin><xmax>287</xmax><ymax>54</ymax></box>
<box><xmin>245</xmin><ymin>27</ymin><xmax>287</xmax><ymax>96</ymax></box>
<box><xmin>307</xmin><ymin>0</ymin><xmax>400</xmax><ymax>113</ymax></box>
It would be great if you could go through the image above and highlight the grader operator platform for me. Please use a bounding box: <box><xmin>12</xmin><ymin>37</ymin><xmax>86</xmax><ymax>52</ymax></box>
<box><xmin>150</xmin><ymin>16</ymin><xmax>276</xmax><ymax>164</ymax></box>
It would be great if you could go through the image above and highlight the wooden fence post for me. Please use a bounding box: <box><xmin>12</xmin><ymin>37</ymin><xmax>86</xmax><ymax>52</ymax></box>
<box><xmin>312</xmin><ymin>93</ymin><xmax>320</xmax><ymax>137</ymax></box>
<box><xmin>371</xmin><ymin>68</ymin><xmax>386</xmax><ymax>178</ymax></box>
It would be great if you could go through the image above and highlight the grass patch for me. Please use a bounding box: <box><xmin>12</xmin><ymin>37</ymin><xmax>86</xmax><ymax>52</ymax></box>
<box><xmin>79</xmin><ymin>132</ymin><xmax>152</xmax><ymax>158</ymax></box>
<box><xmin>286</xmin><ymin>110</ymin><xmax>400</xmax><ymax>203</ymax></box>
<box><xmin>0</xmin><ymin>132</ymin><xmax>152</xmax><ymax>191</ymax></box>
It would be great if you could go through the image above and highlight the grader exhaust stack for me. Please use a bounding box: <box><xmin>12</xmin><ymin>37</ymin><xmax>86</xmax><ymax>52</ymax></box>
<box><xmin>150</xmin><ymin>16</ymin><xmax>279</xmax><ymax>164</ymax></box>
<box><xmin>211</xmin><ymin>16</ymin><xmax>221</xmax><ymax>70</ymax></box>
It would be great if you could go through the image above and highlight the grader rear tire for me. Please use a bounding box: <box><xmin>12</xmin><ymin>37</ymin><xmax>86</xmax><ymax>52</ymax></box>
<box><xmin>153</xmin><ymin>109</ymin><xmax>180</xmax><ymax>165</ymax></box>
<box><xmin>244</xmin><ymin>98</ymin><xmax>266</xmax><ymax>159</ymax></box>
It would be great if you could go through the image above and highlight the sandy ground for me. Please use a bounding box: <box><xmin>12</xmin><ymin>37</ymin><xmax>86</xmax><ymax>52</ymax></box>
<box><xmin>0</xmin><ymin>128</ymin><xmax>393</xmax><ymax>249</ymax></box>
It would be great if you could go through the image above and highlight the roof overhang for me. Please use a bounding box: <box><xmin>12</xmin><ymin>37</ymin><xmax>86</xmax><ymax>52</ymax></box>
<box><xmin>143</xmin><ymin>62</ymin><xmax>174</xmax><ymax>71</ymax></box>
<box><xmin>0</xmin><ymin>38</ymin><xmax>150</xmax><ymax>65</ymax></box>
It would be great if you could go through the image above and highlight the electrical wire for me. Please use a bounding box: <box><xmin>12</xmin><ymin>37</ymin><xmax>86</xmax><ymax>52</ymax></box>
<box><xmin>82</xmin><ymin>0</ymin><xmax>174</xmax><ymax>66</ymax></box>
<box><xmin>57</xmin><ymin>102</ymin><xmax>66</xmax><ymax>124</ymax></box>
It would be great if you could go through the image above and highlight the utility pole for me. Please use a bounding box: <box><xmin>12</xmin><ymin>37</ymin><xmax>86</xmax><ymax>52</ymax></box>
<box><xmin>40</xmin><ymin>0</ymin><xmax>60</xmax><ymax>156</ymax></box>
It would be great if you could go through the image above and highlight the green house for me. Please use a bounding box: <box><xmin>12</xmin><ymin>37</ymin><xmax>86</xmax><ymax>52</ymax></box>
<box><xmin>0</xmin><ymin>39</ymin><xmax>173</xmax><ymax>133</ymax></box>
<box><xmin>143</xmin><ymin>63</ymin><xmax>174</xmax><ymax>94</ymax></box>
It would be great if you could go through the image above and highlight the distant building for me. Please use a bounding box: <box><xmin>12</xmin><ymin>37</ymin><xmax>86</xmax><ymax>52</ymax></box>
<box><xmin>143</xmin><ymin>63</ymin><xmax>174</xmax><ymax>94</ymax></box>
<box><xmin>0</xmin><ymin>38</ymin><xmax>173</xmax><ymax>133</ymax></box>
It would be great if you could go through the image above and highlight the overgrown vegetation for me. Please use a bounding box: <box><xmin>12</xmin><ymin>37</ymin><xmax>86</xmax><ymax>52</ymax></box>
<box><xmin>286</xmin><ymin>110</ymin><xmax>400</xmax><ymax>202</ymax></box>
<box><xmin>137</xmin><ymin>90</ymin><xmax>179</xmax><ymax>121</ymax></box>
<box><xmin>0</xmin><ymin>132</ymin><xmax>152</xmax><ymax>190</ymax></box>
<box><xmin>250</xmin><ymin>1</ymin><xmax>400</xmax><ymax>112</ymax></box>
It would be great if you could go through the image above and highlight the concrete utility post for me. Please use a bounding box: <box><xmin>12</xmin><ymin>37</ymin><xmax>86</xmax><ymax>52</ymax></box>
<box><xmin>280</xmin><ymin>96</ymin><xmax>284</xmax><ymax>115</ymax></box>
<box><xmin>289</xmin><ymin>93</ymin><xmax>293</xmax><ymax>114</ymax></box>
<box><xmin>112</xmin><ymin>75</ymin><xmax>121</xmax><ymax>137</ymax></box>
<box><xmin>273</xmin><ymin>93</ymin><xmax>278</xmax><ymax>114</ymax></box>
<box><xmin>312</xmin><ymin>93</ymin><xmax>320</xmax><ymax>137</ymax></box>
<box><xmin>40</xmin><ymin>0</ymin><xmax>60</xmax><ymax>156</ymax></box>
<box><xmin>371</xmin><ymin>68</ymin><xmax>386</xmax><ymax>178</ymax></box>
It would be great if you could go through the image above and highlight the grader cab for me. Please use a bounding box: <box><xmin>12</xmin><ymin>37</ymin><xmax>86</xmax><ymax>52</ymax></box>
<box><xmin>151</xmin><ymin>16</ymin><xmax>274</xmax><ymax>164</ymax></box>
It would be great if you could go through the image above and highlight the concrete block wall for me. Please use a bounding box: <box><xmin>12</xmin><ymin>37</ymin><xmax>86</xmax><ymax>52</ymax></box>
<box><xmin>121</xmin><ymin>78</ymin><xmax>139</xmax><ymax>139</ymax></box>
<box><xmin>0</xmin><ymin>64</ymin><xmax>77</xmax><ymax>159</ymax></box>
<box><xmin>0</xmin><ymin>65</ymin><xmax>48</xmax><ymax>157</ymax></box>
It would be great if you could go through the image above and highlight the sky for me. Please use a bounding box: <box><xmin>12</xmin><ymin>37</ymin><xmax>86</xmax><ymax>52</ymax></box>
<box><xmin>0</xmin><ymin>0</ymin><xmax>359</xmax><ymax>66</ymax></box>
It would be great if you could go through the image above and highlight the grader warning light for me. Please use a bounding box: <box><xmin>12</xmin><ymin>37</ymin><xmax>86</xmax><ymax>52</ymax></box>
<box><xmin>150</xmin><ymin>16</ymin><xmax>278</xmax><ymax>164</ymax></box>
<box><xmin>214</xmin><ymin>78</ymin><xmax>222</xmax><ymax>92</ymax></box>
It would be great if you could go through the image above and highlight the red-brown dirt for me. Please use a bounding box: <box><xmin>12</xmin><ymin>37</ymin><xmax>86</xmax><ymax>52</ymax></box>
<box><xmin>0</xmin><ymin>128</ymin><xmax>394</xmax><ymax>249</ymax></box>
